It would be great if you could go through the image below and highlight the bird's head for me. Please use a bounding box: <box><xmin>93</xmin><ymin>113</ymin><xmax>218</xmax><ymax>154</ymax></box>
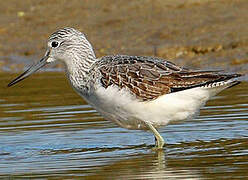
<box><xmin>8</xmin><ymin>27</ymin><xmax>95</xmax><ymax>87</ymax></box>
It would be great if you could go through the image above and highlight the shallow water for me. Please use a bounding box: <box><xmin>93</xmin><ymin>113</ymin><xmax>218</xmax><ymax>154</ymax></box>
<box><xmin>0</xmin><ymin>72</ymin><xmax>247</xmax><ymax>179</ymax></box>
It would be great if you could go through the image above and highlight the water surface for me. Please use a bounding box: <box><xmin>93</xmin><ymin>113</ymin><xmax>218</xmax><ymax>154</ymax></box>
<box><xmin>0</xmin><ymin>72</ymin><xmax>247</xmax><ymax>179</ymax></box>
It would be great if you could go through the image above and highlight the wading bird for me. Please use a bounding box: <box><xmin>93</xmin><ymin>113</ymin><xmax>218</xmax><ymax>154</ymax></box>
<box><xmin>8</xmin><ymin>27</ymin><xmax>241</xmax><ymax>149</ymax></box>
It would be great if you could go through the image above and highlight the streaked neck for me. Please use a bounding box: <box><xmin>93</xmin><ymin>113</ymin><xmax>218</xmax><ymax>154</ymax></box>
<box><xmin>65</xmin><ymin>46</ymin><xmax>96</xmax><ymax>89</ymax></box>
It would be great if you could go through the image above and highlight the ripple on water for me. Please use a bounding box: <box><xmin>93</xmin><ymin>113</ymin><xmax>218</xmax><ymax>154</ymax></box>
<box><xmin>0</xmin><ymin>73</ymin><xmax>247</xmax><ymax>179</ymax></box>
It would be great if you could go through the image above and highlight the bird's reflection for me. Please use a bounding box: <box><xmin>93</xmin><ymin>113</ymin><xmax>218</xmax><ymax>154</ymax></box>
<box><xmin>155</xmin><ymin>150</ymin><xmax>166</xmax><ymax>170</ymax></box>
<box><xmin>85</xmin><ymin>149</ymin><xmax>201</xmax><ymax>179</ymax></box>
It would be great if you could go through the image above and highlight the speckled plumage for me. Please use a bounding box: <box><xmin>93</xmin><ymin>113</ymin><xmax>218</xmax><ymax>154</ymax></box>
<box><xmin>8</xmin><ymin>27</ymin><xmax>242</xmax><ymax>149</ymax></box>
<box><xmin>90</xmin><ymin>55</ymin><xmax>240</xmax><ymax>101</ymax></box>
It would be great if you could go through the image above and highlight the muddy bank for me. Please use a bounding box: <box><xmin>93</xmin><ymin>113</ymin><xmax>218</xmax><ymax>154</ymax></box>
<box><xmin>0</xmin><ymin>0</ymin><xmax>247</xmax><ymax>73</ymax></box>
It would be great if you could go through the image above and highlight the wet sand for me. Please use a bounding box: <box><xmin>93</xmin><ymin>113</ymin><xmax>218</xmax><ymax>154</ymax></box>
<box><xmin>0</xmin><ymin>0</ymin><xmax>248</xmax><ymax>73</ymax></box>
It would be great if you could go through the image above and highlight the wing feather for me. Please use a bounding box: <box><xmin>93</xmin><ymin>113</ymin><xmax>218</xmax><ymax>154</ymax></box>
<box><xmin>95</xmin><ymin>55</ymin><xmax>240</xmax><ymax>101</ymax></box>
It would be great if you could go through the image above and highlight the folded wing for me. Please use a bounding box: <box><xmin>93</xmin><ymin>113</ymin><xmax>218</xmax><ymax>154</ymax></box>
<box><xmin>96</xmin><ymin>55</ymin><xmax>241</xmax><ymax>101</ymax></box>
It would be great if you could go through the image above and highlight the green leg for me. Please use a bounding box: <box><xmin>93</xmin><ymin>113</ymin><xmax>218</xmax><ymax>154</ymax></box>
<box><xmin>145</xmin><ymin>122</ymin><xmax>165</xmax><ymax>149</ymax></box>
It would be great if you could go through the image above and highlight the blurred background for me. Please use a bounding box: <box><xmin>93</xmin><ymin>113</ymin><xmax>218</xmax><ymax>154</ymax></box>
<box><xmin>0</xmin><ymin>0</ymin><xmax>247</xmax><ymax>179</ymax></box>
<box><xmin>0</xmin><ymin>0</ymin><xmax>248</xmax><ymax>73</ymax></box>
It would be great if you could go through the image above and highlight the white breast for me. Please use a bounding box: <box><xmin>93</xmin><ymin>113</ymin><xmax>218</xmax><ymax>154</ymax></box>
<box><xmin>78</xmin><ymin>82</ymin><xmax>234</xmax><ymax>130</ymax></box>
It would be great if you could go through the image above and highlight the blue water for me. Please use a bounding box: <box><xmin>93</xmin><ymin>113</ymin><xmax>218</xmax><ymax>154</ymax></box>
<box><xmin>0</xmin><ymin>73</ymin><xmax>247</xmax><ymax>179</ymax></box>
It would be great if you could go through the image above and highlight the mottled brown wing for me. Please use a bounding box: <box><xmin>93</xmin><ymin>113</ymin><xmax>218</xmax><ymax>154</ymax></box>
<box><xmin>97</xmin><ymin>55</ymin><xmax>240</xmax><ymax>101</ymax></box>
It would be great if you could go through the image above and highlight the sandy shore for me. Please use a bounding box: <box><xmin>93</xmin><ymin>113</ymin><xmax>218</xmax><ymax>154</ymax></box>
<box><xmin>0</xmin><ymin>0</ymin><xmax>247</xmax><ymax>73</ymax></box>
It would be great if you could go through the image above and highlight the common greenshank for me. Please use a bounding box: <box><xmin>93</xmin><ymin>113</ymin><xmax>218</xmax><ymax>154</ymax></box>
<box><xmin>8</xmin><ymin>27</ymin><xmax>241</xmax><ymax>149</ymax></box>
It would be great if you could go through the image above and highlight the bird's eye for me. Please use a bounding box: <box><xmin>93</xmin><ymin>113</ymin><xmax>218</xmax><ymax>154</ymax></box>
<box><xmin>51</xmin><ymin>41</ymin><xmax>59</xmax><ymax>48</ymax></box>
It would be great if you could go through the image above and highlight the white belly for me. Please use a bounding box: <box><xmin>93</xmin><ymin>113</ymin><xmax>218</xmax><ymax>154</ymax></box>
<box><xmin>77</xmin><ymin>83</ymin><xmax>231</xmax><ymax>130</ymax></box>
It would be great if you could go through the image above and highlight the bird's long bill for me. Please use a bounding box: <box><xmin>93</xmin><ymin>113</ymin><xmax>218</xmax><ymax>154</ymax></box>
<box><xmin>8</xmin><ymin>52</ymin><xmax>50</xmax><ymax>87</ymax></box>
